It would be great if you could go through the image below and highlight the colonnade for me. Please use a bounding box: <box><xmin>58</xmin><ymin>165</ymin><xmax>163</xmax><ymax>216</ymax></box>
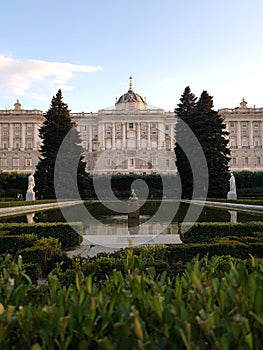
<box><xmin>87</xmin><ymin>121</ymin><xmax>175</xmax><ymax>152</ymax></box>
<box><xmin>0</xmin><ymin>123</ymin><xmax>40</xmax><ymax>150</ymax></box>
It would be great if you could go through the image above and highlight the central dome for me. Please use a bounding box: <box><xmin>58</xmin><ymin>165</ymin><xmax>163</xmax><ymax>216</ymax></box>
<box><xmin>115</xmin><ymin>77</ymin><xmax>147</xmax><ymax>110</ymax></box>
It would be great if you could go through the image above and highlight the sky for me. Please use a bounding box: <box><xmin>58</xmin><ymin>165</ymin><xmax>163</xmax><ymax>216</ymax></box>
<box><xmin>0</xmin><ymin>0</ymin><xmax>263</xmax><ymax>113</ymax></box>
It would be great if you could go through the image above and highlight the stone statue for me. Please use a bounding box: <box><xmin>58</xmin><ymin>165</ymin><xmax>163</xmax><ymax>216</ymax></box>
<box><xmin>229</xmin><ymin>173</ymin><xmax>236</xmax><ymax>193</ymax></box>
<box><xmin>129</xmin><ymin>188</ymin><xmax>138</xmax><ymax>200</ymax></box>
<box><xmin>128</xmin><ymin>188</ymin><xmax>139</xmax><ymax>218</ymax></box>
<box><xmin>26</xmin><ymin>174</ymin><xmax>35</xmax><ymax>201</ymax></box>
<box><xmin>27</xmin><ymin>174</ymin><xmax>35</xmax><ymax>192</ymax></box>
<box><xmin>227</xmin><ymin>173</ymin><xmax>237</xmax><ymax>199</ymax></box>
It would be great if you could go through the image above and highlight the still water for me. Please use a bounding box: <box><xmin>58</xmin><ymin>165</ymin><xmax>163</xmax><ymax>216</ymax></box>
<box><xmin>0</xmin><ymin>201</ymin><xmax>263</xmax><ymax>236</ymax></box>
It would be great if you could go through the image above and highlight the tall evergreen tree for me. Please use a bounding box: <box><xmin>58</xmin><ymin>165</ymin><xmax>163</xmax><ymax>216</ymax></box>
<box><xmin>195</xmin><ymin>91</ymin><xmax>230</xmax><ymax>197</ymax></box>
<box><xmin>175</xmin><ymin>87</ymin><xmax>231</xmax><ymax>199</ymax></box>
<box><xmin>34</xmin><ymin>90</ymin><xmax>87</xmax><ymax>199</ymax></box>
<box><xmin>174</xmin><ymin>86</ymin><xmax>197</xmax><ymax>198</ymax></box>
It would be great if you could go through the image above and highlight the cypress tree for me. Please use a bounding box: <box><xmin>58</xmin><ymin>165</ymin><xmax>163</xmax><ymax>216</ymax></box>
<box><xmin>175</xmin><ymin>87</ymin><xmax>230</xmax><ymax>199</ymax></box>
<box><xmin>195</xmin><ymin>91</ymin><xmax>230</xmax><ymax>197</ymax></box>
<box><xmin>174</xmin><ymin>86</ymin><xmax>197</xmax><ymax>198</ymax></box>
<box><xmin>34</xmin><ymin>90</ymin><xmax>87</xmax><ymax>199</ymax></box>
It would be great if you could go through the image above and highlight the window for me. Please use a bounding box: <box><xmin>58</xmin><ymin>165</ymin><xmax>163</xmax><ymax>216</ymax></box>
<box><xmin>166</xmin><ymin>159</ymin><xmax>169</xmax><ymax>167</ymax></box>
<box><xmin>81</xmin><ymin>125</ymin><xmax>86</xmax><ymax>131</ymax></box>
<box><xmin>27</xmin><ymin>124</ymin><xmax>33</xmax><ymax>129</ymax></box>
<box><xmin>25</xmin><ymin>158</ymin><xmax>32</xmax><ymax>167</ymax></box>
<box><xmin>12</xmin><ymin>158</ymin><xmax>19</xmax><ymax>167</ymax></box>
<box><xmin>244</xmin><ymin>157</ymin><xmax>249</xmax><ymax>165</ymax></box>
<box><xmin>256</xmin><ymin>157</ymin><xmax>261</xmax><ymax>165</ymax></box>
<box><xmin>242</xmin><ymin>122</ymin><xmax>247</xmax><ymax>128</ymax></box>
<box><xmin>0</xmin><ymin>158</ymin><xmax>7</xmax><ymax>167</ymax></box>
<box><xmin>15</xmin><ymin>142</ymin><xmax>20</xmax><ymax>149</ymax></box>
<box><xmin>230</xmin><ymin>122</ymin><xmax>235</xmax><ymax>128</ymax></box>
<box><xmin>165</xmin><ymin>125</ymin><xmax>169</xmax><ymax>130</ymax></box>
<box><xmin>151</xmin><ymin>123</ymin><xmax>156</xmax><ymax>128</ymax></box>
<box><xmin>26</xmin><ymin>142</ymin><xmax>32</xmax><ymax>149</ymax></box>
<box><xmin>15</xmin><ymin>124</ymin><xmax>20</xmax><ymax>129</ymax></box>
<box><xmin>3</xmin><ymin>142</ymin><xmax>7</xmax><ymax>149</ymax></box>
<box><xmin>232</xmin><ymin>158</ymin><xmax>237</xmax><ymax>165</ymax></box>
<box><xmin>129</xmin><ymin>123</ymin><xmax>134</xmax><ymax>129</ymax></box>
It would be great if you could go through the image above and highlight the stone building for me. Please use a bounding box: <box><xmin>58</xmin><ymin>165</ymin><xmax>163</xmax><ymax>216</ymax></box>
<box><xmin>72</xmin><ymin>78</ymin><xmax>177</xmax><ymax>174</ymax></box>
<box><xmin>219</xmin><ymin>98</ymin><xmax>263</xmax><ymax>172</ymax></box>
<box><xmin>1</xmin><ymin>81</ymin><xmax>263</xmax><ymax>174</ymax></box>
<box><xmin>0</xmin><ymin>79</ymin><xmax>176</xmax><ymax>175</ymax></box>
<box><xmin>0</xmin><ymin>100</ymin><xmax>44</xmax><ymax>173</ymax></box>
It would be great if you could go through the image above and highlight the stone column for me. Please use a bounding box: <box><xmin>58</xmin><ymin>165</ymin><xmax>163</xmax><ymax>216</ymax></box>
<box><xmin>158</xmin><ymin>122</ymin><xmax>165</xmax><ymax>150</ymax></box>
<box><xmin>33</xmin><ymin>124</ymin><xmax>38</xmax><ymax>149</ymax></box>
<box><xmin>88</xmin><ymin>125</ymin><xmax>93</xmax><ymax>152</ymax></box>
<box><xmin>21</xmin><ymin>123</ymin><xmax>26</xmax><ymax>150</ymax></box>
<box><xmin>0</xmin><ymin>125</ymin><xmax>2</xmax><ymax>149</ymax></box>
<box><xmin>249</xmin><ymin>121</ymin><xmax>253</xmax><ymax>148</ymax></box>
<box><xmin>237</xmin><ymin>122</ymin><xmax>242</xmax><ymax>147</ymax></box>
<box><xmin>9</xmin><ymin>123</ymin><xmax>13</xmax><ymax>150</ymax></box>
<box><xmin>122</xmin><ymin>122</ymin><xmax>126</xmax><ymax>149</ymax></box>
<box><xmin>112</xmin><ymin>122</ymin><xmax>116</xmax><ymax>150</ymax></box>
<box><xmin>170</xmin><ymin>125</ymin><xmax>175</xmax><ymax>150</ymax></box>
<box><xmin>101</xmin><ymin>123</ymin><xmax>105</xmax><ymax>150</ymax></box>
<box><xmin>147</xmin><ymin>123</ymin><xmax>151</xmax><ymax>150</ymax></box>
<box><xmin>137</xmin><ymin>122</ymin><xmax>140</xmax><ymax>149</ymax></box>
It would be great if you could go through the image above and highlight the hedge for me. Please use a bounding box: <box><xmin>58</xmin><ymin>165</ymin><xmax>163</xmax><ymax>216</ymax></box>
<box><xmin>180</xmin><ymin>221</ymin><xmax>263</xmax><ymax>243</ymax></box>
<box><xmin>0</xmin><ymin>222</ymin><xmax>83</xmax><ymax>248</ymax></box>
<box><xmin>0</xmin><ymin>233</ymin><xmax>37</xmax><ymax>254</ymax></box>
<box><xmin>56</xmin><ymin>240</ymin><xmax>263</xmax><ymax>286</ymax></box>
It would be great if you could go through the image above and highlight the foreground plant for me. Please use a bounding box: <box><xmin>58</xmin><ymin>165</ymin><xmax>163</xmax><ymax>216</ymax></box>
<box><xmin>0</xmin><ymin>252</ymin><xmax>262</xmax><ymax>349</ymax></box>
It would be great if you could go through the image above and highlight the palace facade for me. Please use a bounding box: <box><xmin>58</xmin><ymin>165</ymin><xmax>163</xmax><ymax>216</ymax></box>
<box><xmin>219</xmin><ymin>99</ymin><xmax>263</xmax><ymax>172</ymax></box>
<box><xmin>0</xmin><ymin>80</ymin><xmax>263</xmax><ymax>174</ymax></box>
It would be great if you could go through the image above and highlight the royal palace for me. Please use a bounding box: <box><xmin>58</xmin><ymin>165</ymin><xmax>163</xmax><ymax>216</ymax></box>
<box><xmin>0</xmin><ymin>79</ymin><xmax>262</xmax><ymax>174</ymax></box>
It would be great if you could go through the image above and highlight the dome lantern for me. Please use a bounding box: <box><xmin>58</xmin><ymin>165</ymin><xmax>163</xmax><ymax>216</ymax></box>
<box><xmin>115</xmin><ymin>77</ymin><xmax>147</xmax><ymax>110</ymax></box>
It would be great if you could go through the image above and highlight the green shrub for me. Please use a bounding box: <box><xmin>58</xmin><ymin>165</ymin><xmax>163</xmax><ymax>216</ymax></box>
<box><xmin>0</xmin><ymin>233</ymin><xmax>37</xmax><ymax>254</ymax></box>
<box><xmin>16</xmin><ymin>237</ymin><xmax>62</xmax><ymax>277</ymax></box>
<box><xmin>0</xmin><ymin>222</ymin><xmax>83</xmax><ymax>248</ymax></box>
<box><xmin>180</xmin><ymin>221</ymin><xmax>263</xmax><ymax>243</ymax></box>
<box><xmin>0</xmin><ymin>254</ymin><xmax>263</xmax><ymax>348</ymax></box>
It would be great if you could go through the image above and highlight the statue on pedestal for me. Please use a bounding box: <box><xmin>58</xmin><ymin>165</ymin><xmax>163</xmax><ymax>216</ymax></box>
<box><xmin>128</xmin><ymin>188</ymin><xmax>139</xmax><ymax>218</ymax></box>
<box><xmin>26</xmin><ymin>174</ymin><xmax>35</xmax><ymax>201</ymax></box>
<box><xmin>227</xmin><ymin>173</ymin><xmax>237</xmax><ymax>200</ymax></box>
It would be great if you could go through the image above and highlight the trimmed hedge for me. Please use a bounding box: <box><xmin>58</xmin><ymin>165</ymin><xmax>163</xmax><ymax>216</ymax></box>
<box><xmin>0</xmin><ymin>222</ymin><xmax>83</xmax><ymax>248</ymax></box>
<box><xmin>0</xmin><ymin>233</ymin><xmax>37</xmax><ymax>254</ymax></box>
<box><xmin>180</xmin><ymin>221</ymin><xmax>263</xmax><ymax>243</ymax></box>
<box><xmin>56</xmin><ymin>240</ymin><xmax>263</xmax><ymax>286</ymax></box>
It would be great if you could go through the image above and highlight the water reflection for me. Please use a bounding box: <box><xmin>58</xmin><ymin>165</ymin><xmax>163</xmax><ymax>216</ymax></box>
<box><xmin>84</xmin><ymin>214</ymin><xmax>179</xmax><ymax>236</ymax></box>
<box><xmin>26</xmin><ymin>213</ymin><xmax>35</xmax><ymax>223</ymax></box>
<box><xmin>229</xmin><ymin>210</ymin><xmax>237</xmax><ymax>223</ymax></box>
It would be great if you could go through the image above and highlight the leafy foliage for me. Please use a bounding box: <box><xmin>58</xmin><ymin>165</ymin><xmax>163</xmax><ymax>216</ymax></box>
<box><xmin>0</xmin><ymin>253</ymin><xmax>263</xmax><ymax>348</ymax></box>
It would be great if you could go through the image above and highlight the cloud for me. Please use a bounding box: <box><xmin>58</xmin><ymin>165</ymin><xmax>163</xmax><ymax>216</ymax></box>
<box><xmin>0</xmin><ymin>55</ymin><xmax>102</xmax><ymax>96</ymax></box>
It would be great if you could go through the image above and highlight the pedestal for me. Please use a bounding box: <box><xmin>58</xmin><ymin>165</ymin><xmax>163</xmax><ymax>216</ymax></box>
<box><xmin>128</xmin><ymin>199</ymin><xmax>139</xmax><ymax>218</ymax></box>
<box><xmin>227</xmin><ymin>191</ymin><xmax>237</xmax><ymax>200</ymax></box>
<box><xmin>26</xmin><ymin>191</ymin><xmax>35</xmax><ymax>201</ymax></box>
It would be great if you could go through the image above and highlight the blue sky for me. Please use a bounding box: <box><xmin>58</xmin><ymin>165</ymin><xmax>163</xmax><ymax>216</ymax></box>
<box><xmin>1</xmin><ymin>0</ymin><xmax>263</xmax><ymax>112</ymax></box>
